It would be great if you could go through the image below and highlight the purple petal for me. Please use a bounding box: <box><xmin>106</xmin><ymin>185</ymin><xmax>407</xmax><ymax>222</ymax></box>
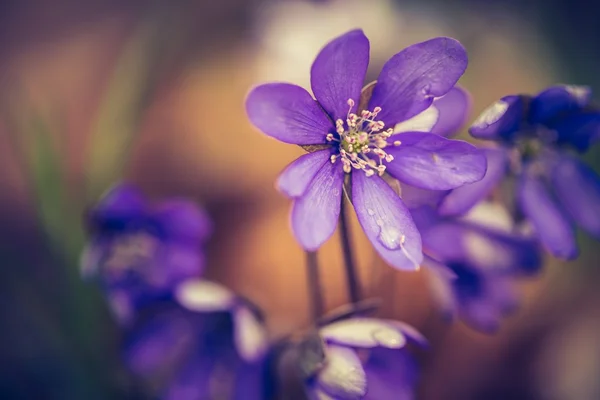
<box><xmin>151</xmin><ymin>199</ymin><xmax>211</xmax><ymax>245</ymax></box>
<box><xmin>552</xmin><ymin>155</ymin><xmax>600</xmax><ymax>238</ymax></box>
<box><xmin>430</xmin><ymin>86</ymin><xmax>472</xmax><ymax>137</ymax></box>
<box><xmin>90</xmin><ymin>183</ymin><xmax>146</xmax><ymax>227</ymax></box>
<box><xmin>276</xmin><ymin>150</ymin><xmax>332</xmax><ymax>198</ymax></box>
<box><xmin>369</xmin><ymin>37</ymin><xmax>468</xmax><ymax>127</ymax></box>
<box><xmin>233</xmin><ymin>306</ymin><xmax>268</xmax><ymax>362</ymax></box>
<box><xmin>311</xmin><ymin>29</ymin><xmax>369</xmax><ymax>121</ymax></box>
<box><xmin>408</xmin><ymin>205</ymin><xmax>441</xmax><ymax>232</ymax></box>
<box><xmin>291</xmin><ymin>160</ymin><xmax>344</xmax><ymax>250</ymax></box>
<box><xmin>233</xmin><ymin>362</ymin><xmax>267</xmax><ymax>400</ymax></box>
<box><xmin>352</xmin><ymin>173</ymin><xmax>422</xmax><ymax>270</ymax></box>
<box><xmin>422</xmin><ymin>221</ymin><xmax>542</xmax><ymax>273</ymax></box>
<box><xmin>529</xmin><ymin>85</ymin><xmax>591</xmax><ymax>124</ymax></box>
<box><xmin>550</xmin><ymin>111</ymin><xmax>600</xmax><ymax>152</ymax></box>
<box><xmin>124</xmin><ymin>311</ymin><xmax>195</xmax><ymax>377</ymax></box>
<box><xmin>424</xmin><ymin>258</ymin><xmax>457</xmax><ymax>320</ymax></box>
<box><xmin>363</xmin><ymin>348</ymin><xmax>418</xmax><ymax>400</ymax></box>
<box><xmin>395</xmin><ymin>87</ymin><xmax>470</xmax><ymax>137</ymax></box>
<box><xmin>155</xmin><ymin>243</ymin><xmax>205</xmax><ymax>285</ymax></box>
<box><xmin>164</xmin><ymin>353</ymin><xmax>214</xmax><ymax>400</ymax></box>
<box><xmin>385</xmin><ymin>132</ymin><xmax>487</xmax><ymax>190</ymax></box>
<box><xmin>246</xmin><ymin>83</ymin><xmax>332</xmax><ymax>144</ymax></box>
<box><xmin>320</xmin><ymin>318</ymin><xmax>407</xmax><ymax>349</ymax></box>
<box><xmin>317</xmin><ymin>345</ymin><xmax>367</xmax><ymax>399</ymax></box>
<box><xmin>438</xmin><ymin>147</ymin><xmax>508</xmax><ymax>216</ymax></box>
<box><xmin>469</xmin><ymin>95</ymin><xmax>524</xmax><ymax>141</ymax></box>
<box><xmin>399</xmin><ymin>182</ymin><xmax>449</xmax><ymax>210</ymax></box>
<box><xmin>518</xmin><ymin>173</ymin><xmax>578</xmax><ymax>259</ymax></box>
<box><xmin>456</xmin><ymin>270</ymin><xmax>517</xmax><ymax>333</ymax></box>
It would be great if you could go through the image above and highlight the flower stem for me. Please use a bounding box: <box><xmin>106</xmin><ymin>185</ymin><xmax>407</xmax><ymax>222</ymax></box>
<box><xmin>339</xmin><ymin>198</ymin><xmax>361</xmax><ymax>304</ymax></box>
<box><xmin>305</xmin><ymin>250</ymin><xmax>324</xmax><ymax>322</ymax></box>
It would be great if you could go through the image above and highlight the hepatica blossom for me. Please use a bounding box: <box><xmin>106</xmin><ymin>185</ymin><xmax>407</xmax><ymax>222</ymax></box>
<box><xmin>304</xmin><ymin>318</ymin><xmax>425</xmax><ymax>399</ymax></box>
<box><xmin>81</xmin><ymin>183</ymin><xmax>211</xmax><ymax>323</ymax></box>
<box><xmin>411</xmin><ymin>201</ymin><xmax>542</xmax><ymax>332</ymax></box>
<box><xmin>246</xmin><ymin>29</ymin><xmax>486</xmax><ymax>270</ymax></box>
<box><xmin>465</xmin><ymin>85</ymin><xmax>600</xmax><ymax>259</ymax></box>
<box><xmin>124</xmin><ymin>279</ymin><xmax>269</xmax><ymax>400</ymax></box>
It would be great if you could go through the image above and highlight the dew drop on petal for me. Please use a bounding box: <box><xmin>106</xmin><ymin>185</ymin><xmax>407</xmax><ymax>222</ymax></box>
<box><xmin>378</xmin><ymin>225</ymin><xmax>402</xmax><ymax>250</ymax></box>
<box><xmin>421</xmin><ymin>83</ymin><xmax>432</xmax><ymax>96</ymax></box>
<box><xmin>367</xmin><ymin>208</ymin><xmax>375</xmax><ymax>216</ymax></box>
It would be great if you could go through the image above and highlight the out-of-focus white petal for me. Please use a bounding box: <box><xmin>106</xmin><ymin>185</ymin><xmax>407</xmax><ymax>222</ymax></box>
<box><xmin>318</xmin><ymin>345</ymin><xmax>367</xmax><ymax>399</ymax></box>
<box><xmin>394</xmin><ymin>105</ymin><xmax>439</xmax><ymax>133</ymax></box>
<box><xmin>175</xmin><ymin>279</ymin><xmax>235</xmax><ymax>312</ymax></box>
<box><xmin>320</xmin><ymin>318</ymin><xmax>407</xmax><ymax>349</ymax></box>
<box><xmin>233</xmin><ymin>306</ymin><xmax>269</xmax><ymax>362</ymax></box>
<box><xmin>459</xmin><ymin>201</ymin><xmax>513</xmax><ymax>233</ymax></box>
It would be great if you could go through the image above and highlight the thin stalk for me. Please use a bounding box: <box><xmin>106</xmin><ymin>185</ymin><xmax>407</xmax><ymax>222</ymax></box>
<box><xmin>339</xmin><ymin>198</ymin><xmax>361</xmax><ymax>304</ymax></box>
<box><xmin>305</xmin><ymin>250</ymin><xmax>324</xmax><ymax>321</ymax></box>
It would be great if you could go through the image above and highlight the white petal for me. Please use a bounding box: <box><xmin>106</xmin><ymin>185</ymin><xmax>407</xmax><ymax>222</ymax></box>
<box><xmin>307</xmin><ymin>388</ymin><xmax>336</xmax><ymax>400</ymax></box>
<box><xmin>175</xmin><ymin>279</ymin><xmax>235</xmax><ymax>312</ymax></box>
<box><xmin>394</xmin><ymin>105</ymin><xmax>439</xmax><ymax>133</ymax></box>
<box><xmin>233</xmin><ymin>306</ymin><xmax>269</xmax><ymax>362</ymax></box>
<box><xmin>471</xmin><ymin>100</ymin><xmax>509</xmax><ymax>129</ymax></box>
<box><xmin>317</xmin><ymin>345</ymin><xmax>366</xmax><ymax>399</ymax></box>
<box><xmin>459</xmin><ymin>201</ymin><xmax>513</xmax><ymax>233</ymax></box>
<box><xmin>320</xmin><ymin>318</ymin><xmax>406</xmax><ymax>349</ymax></box>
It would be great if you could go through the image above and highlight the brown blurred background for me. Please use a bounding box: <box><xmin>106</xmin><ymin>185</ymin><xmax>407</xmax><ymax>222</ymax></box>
<box><xmin>1</xmin><ymin>0</ymin><xmax>600</xmax><ymax>399</ymax></box>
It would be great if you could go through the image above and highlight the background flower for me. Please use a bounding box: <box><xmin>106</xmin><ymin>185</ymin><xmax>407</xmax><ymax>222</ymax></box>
<box><xmin>124</xmin><ymin>279</ymin><xmax>269</xmax><ymax>400</ymax></box>
<box><xmin>304</xmin><ymin>318</ymin><xmax>425</xmax><ymax>399</ymax></box>
<box><xmin>413</xmin><ymin>201</ymin><xmax>542</xmax><ymax>332</ymax></box>
<box><xmin>81</xmin><ymin>183</ymin><xmax>211</xmax><ymax>323</ymax></box>
<box><xmin>466</xmin><ymin>85</ymin><xmax>600</xmax><ymax>259</ymax></box>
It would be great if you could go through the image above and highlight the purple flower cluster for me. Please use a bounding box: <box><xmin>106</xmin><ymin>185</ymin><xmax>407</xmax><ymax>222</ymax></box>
<box><xmin>79</xmin><ymin>27</ymin><xmax>600</xmax><ymax>400</ymax></box>
<box><xmin>81</xmin><ymin>185</ymin><xmax>269</xmax><ymax>398</ymax></box>
<box><xmin>464</xmin><ymin>85</ymin><xmax>600</xmax><ymax>259</ymax></box>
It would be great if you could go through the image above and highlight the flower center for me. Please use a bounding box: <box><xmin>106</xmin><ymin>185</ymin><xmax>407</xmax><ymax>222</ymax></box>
<box><xmin>327</xmin><ymin>99</ymin><xmax>399</xmax><ymax>177</ymax></box>
<box><xmin>104</xmin><ymin>232</ymin><xmax>159</xmax><ymax>272</ymax></box>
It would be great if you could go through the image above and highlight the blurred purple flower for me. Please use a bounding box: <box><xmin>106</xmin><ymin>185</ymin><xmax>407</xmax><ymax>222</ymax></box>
<box><xmin>303</xmin><ymin>318</ymin><xmax>425</xmax><ymax>400</ymax></box>
<box><xmin>124</xmin><ymin>279</ymin><xmax>269</xmax><ymax>400</ymax></box>
<box><xmin>80</xmin><ymin>183</ymin><xmax>211</xmax><ymax>323</ymax></box>
<box><xmin>411</xmin><ymin>201</ymin><xmax>542</xmax><ymax>332</ymax></box>
<box><xmin>462</xmin><ymin>85</ymin><xmax>600</xmax><ymax>259</ymax></box>
<box><xmin>246</xmin><ymin>29</ymin><xmax>485</xmax><ymax>270</ymax></box>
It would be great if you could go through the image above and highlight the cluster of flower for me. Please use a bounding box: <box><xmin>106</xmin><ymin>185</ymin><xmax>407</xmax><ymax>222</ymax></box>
<box><xmin>81</xmin><ymin>29</ymin><xmax>600</xmax><ymax>399</ymax></box>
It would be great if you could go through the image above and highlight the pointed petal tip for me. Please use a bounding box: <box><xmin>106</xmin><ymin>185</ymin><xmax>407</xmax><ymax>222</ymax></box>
<box><xmin>311</xmin><ymin>29</ymin><xmax>370</xmax><ymax>121</ymax></box>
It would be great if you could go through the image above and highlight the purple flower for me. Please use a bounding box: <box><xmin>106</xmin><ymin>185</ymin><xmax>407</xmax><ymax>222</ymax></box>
<box><xmin>304</xmin><ymin>318</ymin><xmax>425</xmax><ymax>399</ymax></box>
<box><xmin>80</xmin><ymin>183</ymin><xmax>211</xmax><ymax>323</ymax></box>
<box><xmin>461</xmin><ymin>85</ymin><xmax>600</xmax><ymax>259</ymax></box>
<box><xmin>411</xmin><ymin>201</ymin><xmax>542</xmax><ymax>332</ymax></box>
<box><xmin>124</xmin><ymin>279</ymin><xmax>269</xmax><ymax>400</ymax></box>
<box><xmin>246</xmin><ymin>29</ymin><xmax>485</xmax><ymax>270</ymax></box>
